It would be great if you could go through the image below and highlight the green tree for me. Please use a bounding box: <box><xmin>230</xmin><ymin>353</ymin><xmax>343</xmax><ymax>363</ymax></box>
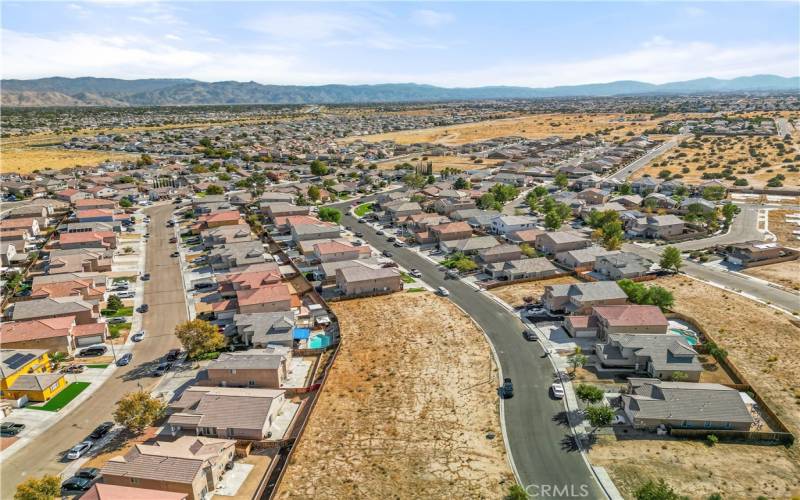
<box><xmin>453</xmin><ymin>177</ymin><xmax>470</xmax><ymax>190</ymax></box>
<box><xmin>575</xmin><ymin>383</ymin><xmax>604</xmax><ymax>403</ymax></box>
<box><xmin>318</xmin><ymin>207</ymin><xmax>342</xmax><ymax>224</ymax></box>
<box><xmin>14</xmin><ymin>475</ymin><xmax>60</xmax><ymax>500</ymax></box>
<box><xmin>490</xmin><ymin>183</ymin><xmax>519</xmax><ymax>204</ymax></box>
<box><xmin>568</xmin><ymin>350</ymin><xmax>588</xmax><ymax>374</ymax></box>
<box><xmin>307</xmin><ymin>185</ymin><xmax>321</xmax><ymax>201</ymax></box>
<box><xmin>634</xmin><ymin>479</ymin><xmax>687</xmax><ymax>500</ymax></box>
<box><xmin>174</xmin><ymin>319</ymin><xmax>225</xmax><ymax>359</ymax></box>
<box><xmin>554</xmin><ymin>172</ymin><xmax>569</xmax><ymax>189</ymax></box>
<box><xmin>721</xmin><ymin>203</ymin><xmax>738</xmax><ymax>225</ymax></box>
<box><xmin>584</xmin><ymin>405</ymin><xmax>615</xmax><ymax>432</ymax></box>
<box><xmin>309</xmin><ymin>160</ymin><xmax>329</xmax><ymax>176</ymax></box>
<box><xmin>599</xmin><ymin>220</ymin><xmax>624</xmax><ymax>250</ymax></box>
<box><xmin>478</xmin><ymin>192</ymin><xmax>501</xmax><ymax>211</ymax></box>
<box><xmin>544</xmin><ymin>211</ymin><xmax>563</xmax><ymax>231</ymax></box>
<box><xmin>119</xmin><ymin>198</ymin><xmax>133</xmax><ymax>208</ymax></box>
<box><xmin>519</xmin><ymin>243</ymin><xmax>537</xmax><ymax>258</ymax></box>
<box><xmin>659</xmin><ymin>246</ymin><xmax>683</xmax><ymax>273</ymax></box>
<box><xmin>644</xmin><ymin>286</ymin><xmax>675</xmax><ymax>311</ymax></box>
<box><xmin>505</xmin><ymin>484</ymin><xmax>530</xmax><ymax>500</ymax></box>
<box><xmin>670</xmin><ymin>371</ymin><xmax>688</xmax><ymax>382</ymax></box>
<box><xmin>205</xmin><ymin>184</ymin><xmax>224</xmax><ymax>195</ymax></box>
<box><xmin>113</xmin><ymin>391</ymin><xmax>166</xmax><ymax>434</ymax></box>
<box><xmin>701</xmin><ymin>185</ymin><xmax>726</xmax><ymax>201</ymax></box>
<box><xmin>402</xmin><ymin>172</ymin><xmax>427</xmax><ymax>189</ymax></box>
<box><xmin>106</xmin><ymin>295</ymin><xmax>123</xmax><ymax>311</ymax></box>
<box><xmin>618</xmin><ymin>183</ymin><xmax>632</xmax><ymax>195</ymax></box>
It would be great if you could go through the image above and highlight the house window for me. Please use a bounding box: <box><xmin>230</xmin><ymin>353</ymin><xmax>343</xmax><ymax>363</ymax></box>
<box><xmin>248</xmin><ymin>380</ymin><xmax>256</xmax><ymax>387</ymax></box>
<box><xmin>230</xmin><ymin>369</ymin><xmax>236</xmax><ymax>374</ymax></box>
<box><xmin>703</xmin><ymin>421</ymin><xmax>711</xmax><ymax>428</ymax></box>
<box><xmin>130</xmin><ymin>478</ymin><xmax>139</xmax><ymax>485</ymax></box>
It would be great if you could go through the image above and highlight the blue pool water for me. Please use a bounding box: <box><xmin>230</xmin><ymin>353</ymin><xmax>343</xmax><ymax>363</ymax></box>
<box><xmin>293</xmin><ymin>328</ymin><xmax>311</xmax><ymax>340</ymax></box>
<box><xmin>309</xmin><ymin>334</ymin><xmax>332</xmax><ymax>349</ymax></box>
<box><xmin>669</xmin><ymin>328</ymin><xmax>698</xmax><ymax>345</ymax></box>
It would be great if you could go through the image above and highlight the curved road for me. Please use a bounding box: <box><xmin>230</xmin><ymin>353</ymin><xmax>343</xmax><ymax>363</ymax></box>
<box><xmin>1</xmin><ymin>203</ymin><xmax>186</xmax><ymax>499</ymax></box>
<box><xmin>334</xmin><ymin>197</ymin><xmax>604</xmax><ymax>498</ymax></box>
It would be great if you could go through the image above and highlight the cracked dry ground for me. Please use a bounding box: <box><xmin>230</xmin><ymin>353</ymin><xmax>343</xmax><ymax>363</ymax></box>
<box><xmin>276</xmin><ymin>292</ymin><xmax>513</xmax><ymax>499</ymax></box>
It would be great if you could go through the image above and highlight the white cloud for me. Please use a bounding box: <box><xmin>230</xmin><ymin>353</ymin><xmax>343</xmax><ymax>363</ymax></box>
<box><xmin>411</xmin><ymin>9</ymin><xmax>454</xmax><ymax>27</ymax></box>
<box><xmin>164</xmin><ymin>34</ymin><xmax>182</xmax><ymax>41</ymax></box>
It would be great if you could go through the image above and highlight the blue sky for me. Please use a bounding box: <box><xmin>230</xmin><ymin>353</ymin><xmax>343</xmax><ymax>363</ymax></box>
<box><xmin>2</xmin><ymin>1</ymin><xmax>798</xmax><ymax>86</ymax></box>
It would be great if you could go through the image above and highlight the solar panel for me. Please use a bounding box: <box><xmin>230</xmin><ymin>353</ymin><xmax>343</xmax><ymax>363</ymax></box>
<box><xmin>3</xmin><ymin>353</ymin><xmax>37</xmax><ymax>371</ymax></box>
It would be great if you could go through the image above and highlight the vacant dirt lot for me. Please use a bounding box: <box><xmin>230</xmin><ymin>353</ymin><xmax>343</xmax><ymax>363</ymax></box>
<box><xmin>0</xmin><ymin>147</ymin><xmax>135</xmax><ymax>173</ymax></box>
<box><xmin>657</xmin><ymin>275</ymin><xmax>800</xmax><ymax>434</ymax></box>
<box><xmin>742</xmin><ymin>259</ymin><xmax>800</xmax><ymax>290</ymax></box>
<box><xmin>490</xmin><ymin>275</ymin><xmax>580</xmax><ymax>308</ymax></box>
<box><xmin>349</xmin><ymin>113</ymin><xmax>666</xmax><ymax>146</ymax></box>
<box><xmin>633</xmin><ymin>134</ymin><xmax>799</xmax><ymax>188</ymax></box>
<box><xmin>276</xmin><ymin>293</ymin><xmax>512</xmax><ymax>499</ymax></box>
<box><xmin>768</xmin><ymin>209</ymin><xmax>800</xmax><ymax>249</ymax></box>
<box><xmin>590</xmin><ymin>436</ymin><xmax>800</xmax><ymax>499</ymax></box>
<box><xmin>377</xmin><ymin>154</ymin><xmax>502</xmax><ymax>172</ymax></box>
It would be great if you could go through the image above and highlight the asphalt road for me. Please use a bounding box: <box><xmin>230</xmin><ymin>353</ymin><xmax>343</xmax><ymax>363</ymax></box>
<box><xmin>604</xmin><ymin>135</ymin><xmax>688</xmax><ymax>182</ymax></box>
<box><xmin>335</xmin><ymin>199</ymin><xmax>605</xmax><ymax>498</ymax></box>
<box><xmin>1</xmin><ymin>203</ymin><xmax>186</xmax><ymax>498</ymax></box>
<box><xmin>666</xmin><ymin>204</ymin><xmax>762</xmax><ymax>251</ymax></box>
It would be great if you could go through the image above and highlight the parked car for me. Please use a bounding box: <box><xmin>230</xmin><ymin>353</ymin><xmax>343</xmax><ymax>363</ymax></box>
<box><xmin>357</xmin><ymin>218</ymin><xmax>366</xmax><ymax>223</ymax></box>
<box><xmin>75</xmin><ymin>468</ymin><xmax>101</xmax><ymax>480</ymax></box>
<box><xmin>437</xmin><ymin>286</ymin><xmax>450</xmax><ymax>297</ymax></box>
<box><xmin>116</xmin><ymin>353</ymin><xmax>133</xmax><ymax>366</ymax></box>
<box><xmin>376</xmin><ymin>230</ymin><xmax>385</xmax><ymax>236</ymax></box>
<box><xmin>66</xmin><ymin>441</ymin><xmax>93</xmax><ymax>460</ymax></box>
<box><xmin>386</xmin><ymin>236</ymin><xmax>395</xmax><ymax>242</ymax></box>
<box><xmin>345</xmin><ymin>226</ymin><xmax>352</xmax><ymax>231</ymax></box>
<box><xmin>551</xmin><ymin>383</ymin><xmax>565</xmax><ymax>399</ymax></box>
<box><xmin>501</xmin><ymin>378</ymin><xmax>514</xmax><ymax>398</ymax></box>
<box><xmin>60</xmin><ymin>365</ymin><xmax>85</xmax><ymax>374</ymax></box>
<box><xmin>61</xmin><ymin>477</ymin><xmax>93</xmax><ymax>492</ymax></box>
<box><xmin>354</xmin><ymin>231</ymin><xmax>364</xmax><ymax>237</ymax></box>
<box><xmin>523</xmin><ymin>330</ymin><xmax>536</xmax><ymax>341</ymax></box>
<box><xmin>131</xmin><ymin>331</ymin><xmax>145</xmax><ymax>342</ymax></box>
<box><xmin>152</xmin><ymin>362</ymin><xmax>171</xmax><ymax>377</ymax></box>
<box><xmin>393</xmin><ymin>241</ymin><xmax>404</xmax><ymax>247</ymax></box>
<box><xmin>166</xmin><ymin>349</ymin><xmax>181</xmax><ymax>361</ymax></box>
<box><xmin>382</xmin><ymin>250</ymin><xmax>393</xmax><ymax>257</ymax></box>
<box><xmin>107</xmin><ymin>317</ymin><xmax>127</xmax><ymax>324</ymax></box>
<box><xmin>171</xmin><ymin>251</ymin><xmax>180</xmax><ymax>257</ymax></box>
<box><xmin>89</xmin><ymin>422</ymin><xmax>113</xmax><ymax>440</ymax></box>
<box><xmin>78</xmin><ymin>346</ymin><xmax>107</xmax><ymax>357</ymax></box>
<box><xmin>141</xmin><ymin>273</ymin><xmax>151</xmax><ymax>280</ymax></box>
<box><xmin>0</xmin><ymin>422</ymin><xmax>25</xmax><ymax>436</ymax></box>
<box><xmin>409</xmin><ymin>269</ymin><xmax>422</xmax><ymax>278</ymax></box>
<box><xmin>194</xmin><ymin>282</ymin><xmax>216</xmax><ymax>290</ymax></box>
<box><xmin>169</xmin><ymin>237</ymin><xmax>177</xmax><ymax>243</ymax></box>
<box><xmin>137</xmin><ymin>304</ymin><xmax>149</xmax><ymax>313</ymax></box>
<box><xmin>114</xmin><ymin>291</ymin><xmax>134</xmax><ymax>299</ymax></box>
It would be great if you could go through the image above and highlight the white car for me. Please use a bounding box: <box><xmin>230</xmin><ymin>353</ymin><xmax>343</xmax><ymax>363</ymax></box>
<box><xmin>114</xmin><ymin>291</ymin><xmax>135</xmax><ymax>299</ymax></box>
<box><xmin>437</xmin><ymin>287</ymin><xmax>450</xmax><ymax>297</ymax></box>
<box><xmin>66</xmin><ymin>441</ymin><xmax>93</xmax><ymax>460</ymax></box>
<box><xmin>131</xmin><ymin>331</ymin><xmax>145</xmax><ymax>342</ymax></box>
<box><xmin>551</xmin><ymin>383</ymin><xmax>565</xmax><ymax>399</ymax></box>
<box><xmin>409</xmin><ymin>269</ymin><xmax>422</xmax><ymax>278</ymax></box>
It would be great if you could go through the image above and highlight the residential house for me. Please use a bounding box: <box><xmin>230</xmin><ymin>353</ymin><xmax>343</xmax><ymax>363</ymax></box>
<box><xmin>440</xmin><ymin>236</ymin><xmax>500</xmax><ymax>255</ymax></box>
<box><xmin>564</xmin><ymin>305</ymin><xmax>668</xmax><ymax>338</ymax></box>
<box><xmin>201</xmin><ymin>224</ymin><xmax>254</xmax><ymax>248</ymax></box>
<box><xmin>9</xmin><ymin>296</ymin><xmax>98</xmax><ymax>324</ymax></box>
<box><xmin>477</xmin><ymin>244</ymin><xmax>522</xmax><ymax>264</ymax></box>
<box><xmin>0</xmin><ymin>218</ymin><xmax>40</xmax><ymax>237</ymax></box>
<box><xmin>290</xmin><ymin>222</ymin><xmax>341</xmax><ymax>243</ymax></box>
<box><xmin>621</xmin><ymin>378</ymin><xmax>754</xmax><ymax>431</ymax></box>
<box><xmin>236</xmin><ymin>283</ymin><xmax>294</xmax><ymax>314</ymax></box>
<box><xmin>626</xmin><ymin>215</ymin><xmax>686</xmax><ymax>240</ymax></box>
<box><xmin>593</xmin><ymin>252</ymin><xmax>653</xmax><ymax>280</ymax></box>
<box><xmin>484</xmin><ymin>257</ymin><xmax>561</xmax><ymax>281</ymax></box>
<box><xmin>30</xmin><ymin>277</ymin><xmax>105</xmax><ymax>303</ymax></box>
<box><xmin>57</xmin><ymin>231</ymin><xmax>117</xmax><ymax>251</ymax></box>
<box><xmin>429</xmin><ymin>221</ymin><xmax>472</xmax><ymax>243</ymax></box>
<box><xmin>724</xmin><ymin>241</ymin><xmax>798</xmax><ymax>267</ymax></box>
<box><xmin>261</xmin><ymin>202</ymin><xmax>309</xmax><ymax>220</ymax></box>
<box><xmin>383</xmin><ymin>200</ymin><xmax>422</xmax><ymax>222</ymax></box>
<box><xmin>74</xmin><ymin>198</ymin><xmax>116</xmax><ymax>211</ymax></box>
<box><xmin>0</xmin><ymin>349</ymin><xmax>68</xmax><ymax>402</ymax></box>
<box><xmin>555</xmin><ymin>246</ymin><xmax>620</xmax><ymax>271</ymax></box>
<box><xmin>595</xmin><ymin>334</ymin><xmax>701</xmax><ymax>381</ymax></box>
<box><xmin>535</xmin><ymin>231</ymin><xmax>591</xmax><ymax>255</ymax></box>
<box><xmin>335</xmin><ymin>266</ymin><xmax>402</xmax><ymax>297</ymax></box>
<box><xmin>232</xmin><ymin>312</ymin><xmax>295</xmax><ymax>348</ymax></box>
<box><xmin>542</xmin><ymin>281</ymin><xmax>628</xmax><ymax>314</ymax></box>
<box><xmin>200</xmin><ymin>348</ymin><xmax>290</xmax><ymax>388</ymax></box>
<box><xmin>208</xmin><ymin>241</ymin><xmax>265</xmax><ymax>271</ymax></box>
<box><xmin>490</xmin><ymin>215</ymin><xmax>538</xmax><ymax>236</ymax></box>
<box><xmin>506</xmin><ymin>228</ymin><xmax>546</xmax><ymax>245</ymax></box>
<box><xmin>312</xmin><ymin>240</ymin><xmax>371</xmax><ymax>263</ymax></box>
<box><xmin>101</xmin><ymin>436</ymin><xmax>235</xmax><ymax>500</ymax></box>
<box><xmin>167</xmin><ymin>386</ymin><xmax>286</xmax><ymax>440</ymax></box>
<box><xmin>80</xmin><ymin>483</ymin><xmax>187</xmax><ymax>500</ymax></box>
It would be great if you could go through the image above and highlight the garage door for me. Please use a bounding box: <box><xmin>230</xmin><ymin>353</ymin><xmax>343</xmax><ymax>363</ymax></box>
<box><xmin>76</xmin><ymin>335</ymin><xmax>104</xmax><ymax>347</ymax></box>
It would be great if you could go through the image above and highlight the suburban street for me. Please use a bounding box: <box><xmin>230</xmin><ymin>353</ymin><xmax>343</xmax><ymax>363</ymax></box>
<box><xmin>604</xmin><ymin>135</ymin><xmax>688</xmax><ymax>181</ymax></box>
<box><xmin>666</xmin><ymin>204</ymin><xmax>763</xmax><ymax>251</ymax></box>
<box><xmin>0</xmin><ymin>203</ymin><xmax>186</xmax><ymax>499</ymax></box>
<box><xmin>333</xmin><ymin>198</ymin><xmax>605</xmax><ymax>498</ymax></box>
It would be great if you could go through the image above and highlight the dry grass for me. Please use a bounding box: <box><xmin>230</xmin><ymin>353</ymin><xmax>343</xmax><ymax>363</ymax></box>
<box><xmin>633</xmin><ymin>134</ymin><xmax>800</xmax><ymax>189</ymax></box>
<box><xmin>0</xmin><ymin>147</ymin><xmax>136</xmax><ymax>174</ymax></box>
<box><xmin>656</xmin><ymin>275</ymin><xmax>800</xmax><ymax>434</ymax></box>
<box><xmin>489</xmin><ymin>275</ymin><xmax>581</xmax><ymax>308</ymax></box>
<box><xmin>742</xmin><ymin>260</ymin><xmax>800</xmax><ymax>290</ymax></box>
<box><xmin>377</xmin><ymin>154</ymin><xmax>502</xmax><ymax>171</ymax></box>
<box><xmin>276</xmin><ymin>293</ymin><xmax>513</xmax><ymax>499</ymax></box>
<box><xmin>347</xmin><ymin>113</ymin><xmax>669</xmax><ymax>146</ymax></box>
<box><xmin>768</xmin><ymin>209</ymin><xmax>800</xmax><ymax>249</ymax></box>
<box><xmin>589</xmin><ymin>436</ymin><xmax>800</xmax><ymax>499</ymax></box>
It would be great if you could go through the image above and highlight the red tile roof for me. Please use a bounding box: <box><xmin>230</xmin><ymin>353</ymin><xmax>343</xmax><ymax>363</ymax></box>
<box><xmin>592</xmin><ymin>305</ymin><xmax>668</xmax><ymax>327</ymax></box>
<box><xmin>236</xmin><ymin>283</ymin><xmax>291</xmax><ymax>307</ymax></box>
<box><xmin>73</xmin><ymin>322</ymin><xmax>107</xmax><ymax>337</ymax></box>
<box><xmin>0</xmin><ymin>316</ymin><xmax>76</xmax><ymax>342</ymax></box>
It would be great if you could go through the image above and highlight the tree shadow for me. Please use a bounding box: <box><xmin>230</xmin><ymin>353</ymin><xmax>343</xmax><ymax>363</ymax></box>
<box><xmin>552</xmin><ymin>409</ymin><xmax>584</xmax><ymax>428</ymax></box>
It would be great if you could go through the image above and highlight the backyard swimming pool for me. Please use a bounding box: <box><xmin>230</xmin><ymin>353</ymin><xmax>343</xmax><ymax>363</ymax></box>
<box><xmin>309</xmin><ymin>334</ymin><xmax>332</xmax><ymax>349</ymax></box>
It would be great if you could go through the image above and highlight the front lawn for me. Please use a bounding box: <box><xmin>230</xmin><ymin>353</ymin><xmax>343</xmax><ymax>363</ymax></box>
<box><xmin>399</xmin><ymin>272</ymin><xmax>415</xmax><ymax>284</ymax></box>
<box><xmin>86</xmin><ymin>364</ymin><xmax>109</xmax><ymax>369</ymax></box>
<box><xmin>108</xmin><ymin>322</ymin><xmax>131</xmax><ymax>337</ymax></box>
<box><xmin>102</xmin><ymin>307</ymin><xmax>133</xmax><ymax>317</ymax></box>
<box><xmin>354</xmin><ymin>202</ymin><xmax>374</xmax><ymax>217</ymax></box>
<box><xmin>112</xmin><ymin>276</ymin><xmax>136</xmax><ymax>283</ymax></box>
<box><xmin>28</xmin><ymin>382</ymin><xmax>90</xmax><ymax>412</ymax></box>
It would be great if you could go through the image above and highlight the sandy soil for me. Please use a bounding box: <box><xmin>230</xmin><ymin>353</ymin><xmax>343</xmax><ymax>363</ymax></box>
<box><xmin>589</xmin><ymin>436</ymin><xmax>800</xmax><ymax>499</ymax></box>
<box><xmin>348</xmin><ymin>113</ymin><xmax>668</xmax><ymax>146</ymax></box>
<box><xmin>656</xmin><ymin>275</ymin><xmax>800</xmax><ymax>434</ymax></box>
<box><xmin>489</xmin><ymin>275</ymin><xmax>581</xmax><ymax>308</ymax></box>
<box><xmin>768</xmin><ymin>209</ymin><xmax>800</xmax><ymax>249</ymax></box>
<box><xmin>0</xmin><ymin>147</ymin><xmax>136</xmax><ymax>173</ymax></box>
<box><xmin>633</xmin><ymin>134</ymin><xmax>799</xmax><ymax>189</ymax></box>
<box><xmin>377</xmin><ymin>155</ymin><xmax>502</xmax><ymax>172</ymax></box>
<box><xmin>742</xmin><ymin>259</ymin><xmax>800</xmax><ymax>290</ymax></box>
<box><xmin>275</xmin><ymin>293</ymin><xmax>513</xmax><ymax>499</ymax></box>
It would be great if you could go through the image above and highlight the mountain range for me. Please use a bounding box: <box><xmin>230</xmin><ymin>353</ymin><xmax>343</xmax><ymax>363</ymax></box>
<box><xmin>2</xmin><ymin>75</ymin><xmax>798</xmax><ymax>107</ymax></box>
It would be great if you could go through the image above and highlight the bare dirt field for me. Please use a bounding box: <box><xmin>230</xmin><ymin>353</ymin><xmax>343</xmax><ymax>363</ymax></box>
<box><xmin>377</xmin><ymin>154</ymin><xmax>502</xmax><ymax>172</ymax></box>
<box><xmin>275</xmin><ymin>292</ymin><xmax>513</xmax><ymax>499</ymax></box>
<box><xmin>0</xmin><ymin>147</ymin><xmax>136</xmax><ymax>173</ymax></box>
<box><xmin>768</xmin><ymin>209</ymin><xmax>800</xmax><ymax>249</ymax></box>
<box><xmin>633</xmin><ymin>134</ymin><xmax>799</xmax><ymax>189</ymax></box>
<box><xmin>589</xmin><ymin>436</ymin><xmax>800</xmax><ymax>499</ymax></box>
<box><xmin>347</xmin><ymin>113</ymin><xmax>668</xmax><ymax>146</ymax></box>
<box><xmin>489</xmin><ymin>275</ymin><xmax>581</xmax><ymax>308</ymax></box>
<box><xmin>656</xmin><ymin>275</ymin><xmax>800</xmax><ymax>434</ymax></box>
<box><xmin>742</xmin><ymin>259</ymin><xmax>800</xmax><ymax>290</ymax></box>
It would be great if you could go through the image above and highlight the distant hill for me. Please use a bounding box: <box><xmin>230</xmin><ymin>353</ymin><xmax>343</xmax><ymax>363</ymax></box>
<box><xmin>2</xmin><ymin>75</ymin><xmax>798</xmax><ymax>107</ymax></box>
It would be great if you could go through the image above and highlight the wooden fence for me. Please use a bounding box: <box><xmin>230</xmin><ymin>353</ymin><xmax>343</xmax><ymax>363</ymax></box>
<box><xmin>670</xmin><ymin>428</ymin><xmax>794</xmax><ymax>445</ymax></box>
<box><xmin>483</xmin><ymin>270</ymin><xmax>568</xmax><ymax>289</ymax></box>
